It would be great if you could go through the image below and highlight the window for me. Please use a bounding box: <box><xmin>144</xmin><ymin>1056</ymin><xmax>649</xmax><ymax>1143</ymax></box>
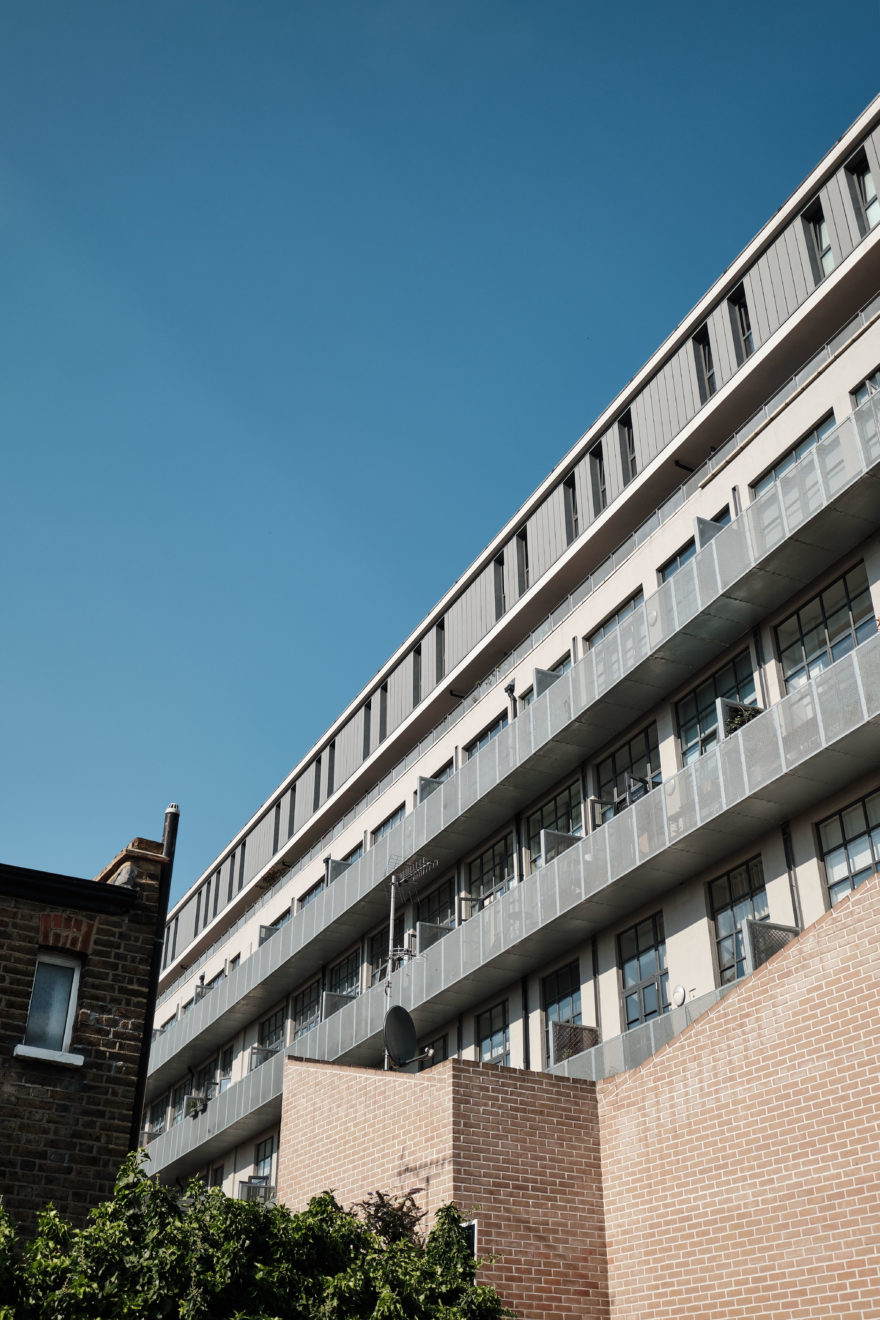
<box><xmin>430</xmin><ymin>759</ymin><xmax>454</xmax><ymax>786</ymax></box>
<box><xmin>709</xmin><ymin>857</ymin><xmax>768</xmax><ymax>983</ymax></box>
<box><xmin>693</xmin><ymin>325</ymin><xmax>716</xmax><ymax>402</ymax></box>
<box><xmin>618</xmin><ymin>913</ymin><xmax>669</xmax><ymax>1029</ymax></box>
<box><xmin>412</xmin><ymin>645</ymin><xmax>422</xmax><ymax>707</ymax></box>
<box><xmin>659</xmin><ymin>537</ymin><xmax>697</xmax><ymax>583</ymax></box>
<box><xmin>516</xmin><ymin>529</ymin><xmax>530</xmax><ymax>594</ymax></box>
<box><xmin>563</xmin><ymin>474</ymin><xmax>579</xmax><ymax>544</ymax></box>
<box><xmin>774</xmin><ymin>563</ymin><xmax>876</xmax><ymax>691</ymax></box>
<box><xmin>417</xmin><ymin>877</ymin><xmax>456</xmax><ymax>929</ymax></box>
<box><xmin>847</xmin><ymin>149</ymin><xmax>880</xmax><ymax>235</ymax></box>
<box><xmin>369</xmin><ymin>915</ymin><xmax>405</xmax><ymax>984</ymax></box>
<box><xmin>258</xmin><ymin>1008</ymin><xmax>285</xmax><ymax>1054</ymax></box>
<box><xmin>818</xmin><ymin>789</ymin><xmax>880</xmax><ymax>905</ymax></box>
<box><xmin>227</xmin><ymin>954</ymin><xmax>240</xmax><ymax>976</ymax></box>
<box><xmin>436</xmin><ymin>618</ymin><xmax>446</xmax><ymax>682</ymax></box>
<box><xmin>589</xmin><ymin>442</ymin><xmax>607</xmax><ymax>514</ymax></box>
<box><xmin>327</xmin><ymin>741</ymin><xmax>335</xmax><ymax>796</ymax></box>
<box><xmin>218</xmin><ymin>1045</ymin><xmax>233</xmax><ymax>1092</ymax></box>
<box><xmin>238</xmin><ymin>840</ymin><xmax>246</xmax><ymax>892</ymax></box>
<box><xmin>260</xmin><ymin>908</ymin><xmax>291</xmax><ymax>945</ymax></box>
<box><xmin>853</xmin><ymin>367</ymin><xmax>880</xmax><ymax>408</ymax></box>
<box><xmin>362</xmin><ymin>700</ymin><xmax>372</xmax><ymax>760</ymax></box>
<box><xmin>728</xmin><ymin>284</ymin><xmax>754</xmax><ymax>364</ymax></box>
<box><xmin>585</xmin><ymin>590</ymin><xmax>644</xmax><ymax>649</ymax></box>
<box><xmin>519</xmin><ymin>687</ymin><xmax>534</xmax><ymax>711</ymax></box>
<box><xmin>418</xmin><ymin>1034</ymin><xmax>448</xmax><ymax>1071</ymax></box>
<box><xmin>312</xmin><ymin>755</ymin><xmax>322</xmax><ymax>813</ymax></box>
<box><xmin>476</xmin><ymin>1001</ymin><xmax>509</xmax><ymax>1066</ymax></box>
<box><xmin>466</xmin><ymin>834</ymin><xmax>516</xmax><ymax>911</ymax></box>
<box><xmin>493</xmin><ymin>554</ymin><xmax>506</xmax><ymax>620</ymax></box>
<box><xmin>19</xmin><ymin>954</ymin><xmax>81</xmax><ymax>1057</ymax></box>
<box><xmin>542</xmin><ymin>961</ymin><xmax>582</xmax><ymax>1065</ymax></box>
<box><xmin>371</xmin><ymin>803</ymin><xmax>405</xmax><ymax>843</ymax></box>
<box><xmin>342</xmin><ymin>841</ymin><xmax>364</xmax><ymax>865</ymax></box>
<box><xmin>287</xmin><ymin>786</ymin><xmax>296</xmax><ymax>841</ymax></box>
<box><xmin>618</xmin><ymin>410</ymin><xmax>637</xmax><ymax>483</ymax></box>
<box><xmin>527</xmin><ymin>782</ymin><xmax>583</xmax><ymax>870</ymax></box>
<box><xmin>676</xmin><ymin>649</ymin><xmax>757</xmax><ymax>765</ymax></box>
<box><xmin>804</xmin><ymin>199</ymin><xmax>834</xmax><ymax>281</ymax></box>
<box><xmin>465</xmin><ymin>712</ymin><xmax>508</xmax><ymax>759</ymax></box>
<box><xmin>171</xmin><ymin>1082</ymin><xmax>187</xmax><ymax>1126</ymax></box>
<box><xmin>272</xmin><ymin>804</ymin><xmax>281</xmax><ymax>855</ymax></box>
<box><xmin>549</xmin><ymin>652</ymin><xmax>572</xmax><ymax>677</ymax></box>
<box><xmin>752</xmin><ymin>414</ymin><xmax>835</xmax><ymax>495</ymax></box>
<box><xmin>254</xmin><ymin>1135</ymin><xmax>275</xmax><ymax>1181</ymax></box>
<box><xmin>210</xmin><ymin>1165</ymin><xmax>224</xmax><ymax>1189</ymax></box>
<box><xmin>379</xmin><ymin>682</ymin><xmax>388</xmax><ymax>743</ymax></box>
<box><xmin>293</xmin><ymin>981</ymin><xmax>321</xmax><ymax>1039</ymax></box>
<box><xmin>146</xmin><ymin>1097</ymin><xmax>167</xmax><ymax>1138</ymax></box>
<box><xmin>328</xmin><ymin>949</ymin><xmax>360</xmax><ymax>999</ymax></box>
<box><xmin>299</xmin><ymin>878</ymin><xmax>325</xmax><ymax>908</ymax></box>
<box><xmin>595</xmin><ymin>723</ymin><xmax>661</xmax><ymax>824</ymax></box>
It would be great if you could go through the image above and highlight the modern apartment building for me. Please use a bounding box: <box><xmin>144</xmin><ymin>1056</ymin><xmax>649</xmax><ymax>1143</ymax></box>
<box><xmin>144</xmin><ymin>95</ymin><xmax>880</xmax><ymax>1206</ymax></box>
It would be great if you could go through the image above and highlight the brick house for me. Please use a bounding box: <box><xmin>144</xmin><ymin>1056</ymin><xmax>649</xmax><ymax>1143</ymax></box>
<box><xmin>0</xmin><ymin>808</ymin><xmax>177</xmax><ymax>1231</ymax></box>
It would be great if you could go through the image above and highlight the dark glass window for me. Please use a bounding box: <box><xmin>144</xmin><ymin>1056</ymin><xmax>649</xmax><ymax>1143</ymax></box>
<box><xmin>258</xmin><ymin>1008</ymin><xmax>285</xmax><ymax>1053</ymax></box>
<box><xmin>619</xmin><ymin>410</ymin><xmax>637</xmax><ymax>483</ymax></box>
<box><xmin>417</xmin><ymin>877</ymin><xmax>455</xmax><ymax>929</ymax></box>
<box><xmin>595</xmin><ymin>724</ymin><xmax>661</xmax><ymax>823</ymax></box>
<box><xmin>693</xmin><ymin>325</ymin><xmax>716</xmax><ymax>401</ymax></box>
<box><xmin>476</xmin><ymin>1001</ymin><xmax>509</xmax><ymax>1066</ymax></box>
<box><xmin>709</xmin><ymin>857</ymin><xmax>768</xmax><ymax>983</ymax></box>
<box><xmin>804</xmin><ymin>200</ymin><xmax>834</xmax><ymax>281</ymax></box>
<box><xmin>676</xmin><ymin>649</ymin><xmax>756</xmax><ymax>765</ymax></box>
<box><xmin>618</xmin><ymin>913</ymin><xmax>669</xmax><ymax>1029</ymax></box>
<box><xmin>465</xmin><ymin>712</ymin><xmax>508</xmax><ymax>759</ymax></box>
<box><xmin>586</xmin><ymin>591</ymin><xmax>644</xmax><ymax>649</ymax></box>
<box><xmin>516</xmin><ymin>529</ymin><xmax>530</xmax><ymax>594</ymax></box>
<box><xmin>563</xmin><ymin>475</ymin><xmax>579</xmax><ymax>543</ymax></box>
<box><xmin>775</xmin><ymin>563</ymin><xmax>876</xmax><ymax>692</ymax></box>
<box><xmin>527</xmin><ymin>782</ymin><xmax>583</xmax><ymax>869</ymax></box>
<box><xmin>542</xmin><ymin>961</ymin><xmax>582</xmax><ymax>1064</ymax></box>
<box><xmin>467</xmin><ymin>835</ymin><xmax>515</xmax><ymax>911</ymax></box>
<box><xmin>418</xmin><ymin>1034</ymin><xmax>449</xmax><ymax>1071</ymax></box>
<box><xmin>818</xmin><ymin>789</ymin><xmax>880</xmax><ymax>906</ymax></box>
<box><xmin>590</xmin><ymin>442</ymin><xmax>607</xmax><ymax>513</ymax></box>
<box><xmin>753</xmin><ymin>414</ymin><xmax>835</xmax><ymax>495</ymax></box>
<box><xmin>728</xmin><ymin>284</ymin><xmax>754</xmax><ymax>364</ymax></box>
<box><xmin>292</xmin><ymin>981</ymin><xmax>321</xmax><ymax>1039</ymax></box>
<box><xmin>371</xmin><ymin>804</ymin><xmax>405</xmax><ymax>843</ymax></box>
<box><xmin>328</xmin><ymin>950</ymin><xmax>360</xmax><ymax>999</ymax></box>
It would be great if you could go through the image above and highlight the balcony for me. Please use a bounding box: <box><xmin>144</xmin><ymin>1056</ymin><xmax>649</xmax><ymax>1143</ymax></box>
<box><xmin>146</xmin><ymin>399</ymin><xmax>880</xmax><ymax>1100</ymax></box>
<box><xmin>147</xmin><ymin>632</ymin><xmax>880</xmax><ymax>1183</ymax></box>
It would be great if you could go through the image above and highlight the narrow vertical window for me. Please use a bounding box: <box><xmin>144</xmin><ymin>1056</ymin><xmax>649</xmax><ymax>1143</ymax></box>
<box><xmin>515</xmin><ymin>529</ymin><xmax>529</xmax><ymax>595</ymax></box>
<box><xmin>562</xmin><ymin>474</ymin><xmax>579</xmax><ymax>544</ymax></box>
<box><xmin>847</xmin><ymin>149</ymin><xmax>880</xmax><ymax>235</ymax></box>
<box><xmin>728</xmin><ymin>284</ymin><xmax>754</xmax><ymax>365</ymax></box>
<box><xmin>19</xmin><ymin>955</ymin><xmax>81</xmax><ymax>1056</ymax></box>
<box><xmin>202</xmin><ymin>878</ymin><xmax>211</xmax><ymax>929</ymax></box>
<box><xmin>589</xmin><ymin>442</ymin><xmax>607</xmax><ymax>513</ymax></box>
<box><xmin>493</xmin><ymin>554</ymin><xmax>506</xmax><ymax>620</ymax></box>
<box><xmin>412</xmin><ymin>645</ymin><xmax>422</xmax><ymax>707</ymax></box>
<box><xmin>803</xmin><ymin>199</ymin><xmax>834</xmax><ymax>281</ymax></box>
<box><xmin>362</xmin><ymin>701</ymin><xmax>372</xmax><ymax>760</ymax></box>
<box><xmin>287</xmin><ymin>786</ymin><xmax>296</xmax><ymax>840</ymax></box>
<box><xmin>618</xmin><ymin>410</ymin><xmax>636</xmax><ymax>483</ymax></box>
<box><xmin>272</xmin><ymin>803</ymin><xmax>281</xmax><ymax>855</ymax></box>
<box><xmin>237</xmin><ymin>839</ymin><xmax>246</xmax><ymax>892</ymax></box>
<box><xmin>693</xmin><ymin>325</ymin><xmax>716</xmax><ymax>402</ymax></box>
<box><xmin>327</xmin><ymin>741</ymin><xmax>335</xmax><ymax>797</ymax></box>
<box><xmin>213</xmin><ymin>869</ymin><xmax>221</xmax><ymax>918</ymax></box>
<box><xmin>379</xmin><ymin>682</ymin><xmax>388</xmax><ymax>743</ymax></box>
<box><xmin>227</xmin><ymin>852</ymin><xmax>236</xmax><ymax>903</ymax></box>
<box><xmin>435</xmin><ymin>618</ymin><xmax>445</xmax><ymax>682</ymax></box>
<box><xmin>312</xmin><ymin>755</ymin><xmax>322</xmax><ymax>813</ymax></box>
<box><xmin>194</xmin><ymin>889</ymin><xmax>202</xmax><ymax>932</ymax></box>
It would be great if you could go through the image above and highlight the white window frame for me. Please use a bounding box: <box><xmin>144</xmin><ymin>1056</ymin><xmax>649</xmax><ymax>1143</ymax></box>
<box><xmin>14</xmin><ymin>952</ymin><xmax>84</xmax><ymax>1067</ymax></box>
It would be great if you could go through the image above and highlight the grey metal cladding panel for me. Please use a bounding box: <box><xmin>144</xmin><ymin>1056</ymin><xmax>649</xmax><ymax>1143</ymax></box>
<box><xmin>666</xmin><ymin>353</ymin><xmax>688</xmax><ymax>445</ymax></box>
<box><xmin>293</xmin><ymin>764</ymin><xmax>315</xmax><ymax>834</ymax></box>
<box><xmin>708</xmin><ymin>302</ymin><xmax>733</xmax><ymax>391</ymax></box>
<box><xmin>742</xmin><ymin>267</ymin><xmax>771</xmax><ymax>350</ymax></box>
<box><xmin>599</xmin><ymin>423</ymin><xmax>623</xmax><ymax>507</ymax></box>
<box><xmin>335</xmin><ymin>716</ymin><xmax>361</xmax><ymax>787</ymax></box>
<box><xmin>244</xmin><ymin>810</ymin><xmax>275</xmax><ymax>882</ymax></box>
<box><xmin>645</xmin><ymin>376</ymin><xmax>669</xmax><ymax>453</ymax></box>
<box><xmin>446</xmin><ymin>589</ymin><xmax>469</xmax><ymax>671</ymax></box>
<box><xmin>824</xmin><ymin>175</ymin><xmax>856</xmax><ymax>265</ymax></box>
<box><xmin>677</xmin><ymin>340</ymin><xmax>701</xmax><ymax>426</ymax></box>
<box><xmin>386</xmin><ymin>660</ymin><xmax>408</xmax><ymax>731</ymax></box>
<box><xmin>764</xmin><ymin>243</ymin><xmax>791</xmax><ymax>335</ymax></box>
<box><xmin>176</xmin><ymin>896</ymin><xmax>197</xmax><ymax>956</ymax></box>
<box><xmin>658</xmin><ymin>357</ymin><xmax>682</xmax><ymax>440</ymax></box>
<box><xmin>753</xmin><ymin>252</ymin><xmax>782</xmax><ymax>340</ymax></box>
<box><xmin>771</xmin><ymin>229</ymin><xmax>800</xmax><ymax>320</ymax></box>
<box><xmin>781</xmin><ymin>224</ymin><xmax>810</xmax><ymax>308</ymax></box>
<box><xmin>631</xmin><ymin>389</ymin><xmax>654</xmax><ymax>464</ymax></box>
<box><xmin>528</xmin><ymin>495</ymin><xmax>557</xmax><ymax>584</ymax></box>
<box><xmin>573</xmin><ymin>455</ymin><xmax>592</xmax><ymax>536</ymax></box>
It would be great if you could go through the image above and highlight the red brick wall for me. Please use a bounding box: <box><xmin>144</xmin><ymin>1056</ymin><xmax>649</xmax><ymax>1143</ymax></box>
<box><xmin>598</xmin><ymin>874</ymin><xmax>880</xmax><ymax>1320</ymax></box>
<box><xmin>279</xmin><ymin>1057</ymin><xmax>609</xmax><ymax>1320</ymax></box>
<box><xmin>0</xmin><ymin>849</ymin><xmax>163</xmax><ymax>1230</ymax></box>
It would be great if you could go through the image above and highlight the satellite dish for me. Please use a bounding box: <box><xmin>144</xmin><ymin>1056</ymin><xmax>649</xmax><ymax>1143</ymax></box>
<box><xmin>384</xmin><ymin>1005</ymin><xmax>418</xmax><ymax>1068</ymax></box>
<box><xmin>671</xmin><ymin>984</ymin><xmax>687</xmax><ymax>1008</ymax></box>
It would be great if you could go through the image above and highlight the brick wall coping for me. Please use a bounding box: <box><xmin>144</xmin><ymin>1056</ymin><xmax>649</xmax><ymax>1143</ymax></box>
<box><xmin>0</xmin><ymin>862</ymin><xmax>139</xmax><ymax>914</ymax></box>
<box><xmin>285</xmin><ymin>1052</ymin><xmax>597</xmax><ymax>1093</ymax></box>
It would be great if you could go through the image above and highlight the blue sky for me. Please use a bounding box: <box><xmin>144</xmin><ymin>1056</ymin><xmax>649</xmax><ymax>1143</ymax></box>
<box><xmin>2</xmin><ymin>2</ymin><xmax>878</xmax><ymax>906</ymax></box>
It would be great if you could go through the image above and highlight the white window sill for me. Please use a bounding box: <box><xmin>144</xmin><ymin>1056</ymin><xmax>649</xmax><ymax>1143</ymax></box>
<box><xmin>13</xmin><ymin>1044</ymin><xmax>84</xmax><ymax>1068</ymax></box>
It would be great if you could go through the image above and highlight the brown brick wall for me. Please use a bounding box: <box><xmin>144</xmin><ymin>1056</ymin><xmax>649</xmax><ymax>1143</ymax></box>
<box><xmin>0</xmin><ymin>850</ymin><xmax>163</xmax><ymax>1231</ymax></box>
<box><xmin>279</xmin><ymin>1056</ymin><xmax>608</xmax><ymax>1320</ymax></box>
<box><xmin>598</xmin><ymin>873</ymin><xmax>880</xmax><ymax>1320</ymax></box>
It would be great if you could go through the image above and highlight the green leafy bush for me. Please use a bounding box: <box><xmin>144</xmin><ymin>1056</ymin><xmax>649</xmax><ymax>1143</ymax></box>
<box><xmin>0</xmin><ymin>1153</ymin><xmax>510</xmax><ymax>1320</ymax></box>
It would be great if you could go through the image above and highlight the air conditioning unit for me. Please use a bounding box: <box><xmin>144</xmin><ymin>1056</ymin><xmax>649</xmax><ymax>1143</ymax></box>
<box><xmin>184</xmin><ymin>1093</ymin><xmax>208</xmax><ymax>1119</ymax></box>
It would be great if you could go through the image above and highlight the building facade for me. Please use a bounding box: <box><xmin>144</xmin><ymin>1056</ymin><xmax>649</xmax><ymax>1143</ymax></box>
<box><xmin>0</xmin><ymin>809</ymin><xmax>177</xmax><ymax>1230</ymax></box>
<box><xmin>144</xmin><ymin>95</ymin><xmax>880</xmax><ymax>1217</ymax></box>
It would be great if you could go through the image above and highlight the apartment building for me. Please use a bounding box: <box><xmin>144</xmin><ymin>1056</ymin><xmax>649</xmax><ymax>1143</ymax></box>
<box><xmin>144</xmin><ymin>95</ymin><xmax>880</xmax><ymax>1205</ymax></box>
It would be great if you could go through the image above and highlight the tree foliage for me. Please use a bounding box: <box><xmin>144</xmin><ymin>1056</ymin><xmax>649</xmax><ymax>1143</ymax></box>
<box><xmin>0</xmin><ymin>1153</ymin><xmax>510</xmax><ymax>1320</ymax></box>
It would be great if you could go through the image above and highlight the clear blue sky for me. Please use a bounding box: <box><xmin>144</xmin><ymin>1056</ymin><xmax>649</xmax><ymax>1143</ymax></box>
<box><xmin>1</xmin><ymin>2</ymin><xmax>877</xmax><ymax>906</ymax></box>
